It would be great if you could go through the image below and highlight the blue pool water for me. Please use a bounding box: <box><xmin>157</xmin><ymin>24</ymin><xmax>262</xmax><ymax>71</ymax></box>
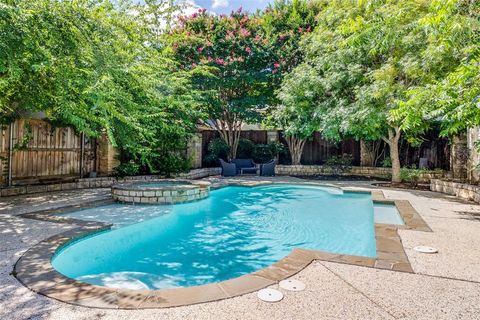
<box><xmin>374</xmin><ymin>203</ymin><xmax>404</xmax><ymax>225</ymax></box>
<box><xmin>53</xmin><ymin>184</ymin><xmax>378</xmax><ymax>290</ymax></box>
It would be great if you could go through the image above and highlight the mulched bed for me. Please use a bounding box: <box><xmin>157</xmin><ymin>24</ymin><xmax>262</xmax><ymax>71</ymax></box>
<box><xmin>372</xmin><ymin>182</ymin><xmax>431</xmax><ymax>191</ymax></box>
<box><xmin>296</xmin><ymin>175</ymin><xmax>431</xmax><ymax>190</ymax></box>
<box><xmin>295</xmin><ymin>175</ymin><xmax>388</xmax><ymax>182</ymax></box>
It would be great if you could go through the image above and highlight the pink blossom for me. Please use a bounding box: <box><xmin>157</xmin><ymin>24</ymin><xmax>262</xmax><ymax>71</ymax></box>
<box><xmin>240</xmin><ymin>16</ymin><xmax>249</xmax><ymax>25</ymax></box>
<box><xmin>198</xmin><ymin>8</ymin><xmax>207</xmax><ymax>14</ymax></box>
<box><xmin>239</xmin><ymin>28</ymin><xmax>251</xmax><ymax>37</ymax></box>
<box><xmin>207</xmin><ymin>56</ymin><xmax>213</xmax><ymax>62</ymax></box>
<box><xmin>274</xmin><ymin>63</ymin><xmax>280</xmax><ymax>69</ymax></box>
<box><xmin>236</xmin><ymin>6</ymin><xmax>243</xmax><ymax>14</ymax></box>
<box><xmin>245</xmin><ymin>47</ymin><xmax>252</xmax><ymax>54</ymax></box>
<box><xmin>207</xmin><ymin>41</ymin><xmax>213</xmax><ymax>47</ymax></box>
<box><xmin>279</xmin><ymin>34</ymin><xmax>286</xmax><ymax>40</ymax></box>
<box><xmin>192</xmin><ymin>63</ymin><xmax>197</xmax><ymax>68</ymax></box>
<box><xmin>226</xmin><ymin>30</ymin><xmax>235</xmax><ymax>40</ymax></box>
<box><xmin>215</xmin><ymin>58</ymin><xmax>225</xmax><ymax>65</ymax></box>
<box><xmin>306</xmin><ymin>26</ymin><xmax>312</xmax><ymax>32</ymax></box>
<box><xmin>191</xmin><ymin>13</ymin><xmax>198</xmax><ymax>18</ymax></box>
<box><xmin>197</xmin><ymin>47</ymin><xmax>204</xmax><ymax>53</ymax></box>
<box><xmin>255</xmin><ymin>35</ymin><xmax>262</xmax><ymax>42</ymax></box>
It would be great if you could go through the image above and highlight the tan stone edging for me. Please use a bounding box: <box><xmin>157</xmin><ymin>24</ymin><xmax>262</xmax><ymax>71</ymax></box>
<box><xmin>430</xmin><ymin>179</ymin><xmax>480</xmax><ymax>203</ymax></box>
<box><xmin>112</xmin><ymin>180</ymin><xmax>211</xmax><ymax>204</ymax></box>
<box><xmin>14</xmin><ymin>183</ymin><xmax>432</xmax><ymax>309</ymax></box>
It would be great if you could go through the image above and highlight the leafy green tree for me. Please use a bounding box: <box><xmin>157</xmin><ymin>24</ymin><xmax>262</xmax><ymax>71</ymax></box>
<box><xmin>0</xmin><ymin>0</ymin><xmax>202</xmax><ymax>175</ymax></box>
<box><xmin>400</xmin><ymin>0</ymin><xmax>480</xmax><ymax>138</ymax></box>
<box><xmin>281</xmin><ymin>0</ymin><xmax>479</xmax><ymax>182</ymax></box>
<box><xmin>273</xmin><ymin>64</ymin><xmax>321</xmax><ymax>164</ymax></box>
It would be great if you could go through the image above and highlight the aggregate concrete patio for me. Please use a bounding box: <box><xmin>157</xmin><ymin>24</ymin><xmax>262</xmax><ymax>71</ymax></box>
<box><xmin>1</xmin><ymin>177</ymin><xmax>479</xmax><ymax>319</ymax></box>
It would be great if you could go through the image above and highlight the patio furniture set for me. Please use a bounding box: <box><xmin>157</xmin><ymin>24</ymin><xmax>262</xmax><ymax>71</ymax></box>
<box><xmin>219</xmin><ymin>159</ymin><xmax>276</xmax><ymax>177</ymax></box>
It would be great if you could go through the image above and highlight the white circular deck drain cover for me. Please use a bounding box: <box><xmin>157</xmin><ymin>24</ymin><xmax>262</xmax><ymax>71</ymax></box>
<box><xmin>279</xmin><ymin>279</ymin><xmax>306</xmax><ymax>292</ymax></box>
<box><xmin>257</xmin><ymin>288</ymin><xmax>283</xmax><ymax>302</ymax></box>
<box><xmin>414</xmin><ymin>246</ymin><xmax>438</xmax><ymax>254</ymax></box>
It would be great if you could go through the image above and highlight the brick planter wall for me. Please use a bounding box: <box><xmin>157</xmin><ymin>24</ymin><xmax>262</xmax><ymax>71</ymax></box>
<box><xmin>430</xmin><ymin>179</ymin><xmax>480</xmax><ymax>203</ymax></box>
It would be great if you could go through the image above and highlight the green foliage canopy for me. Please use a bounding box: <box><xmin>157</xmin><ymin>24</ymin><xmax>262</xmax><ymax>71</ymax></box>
<box><xmin>277</xmin><ymin>0</ymin><xmax>479</xmax><ymax>178</ymax></box>
<box><xmin>0</xmin><ymin>0</ymin><xmax>203</xmax><ymax>175</ymax></box>
<box><xmin>291</xmin><ymin>0</ymin><xmax>479</xmax><ymax>142</ymax></box>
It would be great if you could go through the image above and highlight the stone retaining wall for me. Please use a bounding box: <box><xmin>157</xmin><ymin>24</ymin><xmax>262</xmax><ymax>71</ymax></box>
<box><xmin>276</xmin><ymin>165</ymin><xmax>390</xmax><ymax>179</ymax></box>
<box><xmin>275</xmin><ymin>165</ymin><xmax>445</xmax><ymax>183</ymax></box>
<box><xmin>0</xmin><ymin>167</ymin><xmax>221</xmax><ymax>198</ymax></box>
<box><xmin>430</xmin><ymin>179</ymin><xmax>480</xmax><ymax>203</ymax></box>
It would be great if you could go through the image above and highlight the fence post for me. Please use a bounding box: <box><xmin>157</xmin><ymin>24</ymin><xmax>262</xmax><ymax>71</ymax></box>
<box><xmin>7</xmin><ymin>123</ymin><xmax>13</xmax><ymax>187</ymax></box>
<box><xmin>80</xmin><ymin>132</ymin><xmax>85</xmax><ymax>178</ymax></box>
<box><xmin>186</xmin><ymin>133</ymin><xmax>202</xmax><ymax>169</ymax></box>
<box><xmin>451</xmin><ymin>133</ymin><xmax>468</xmax><ymax>180</ymax></box>
<box><xmin>467</xmin><ymin>127</ymin><xmax>480</xmax><ymax>183</ymax></box>
<box><xmin>97</xmin><ymin>132</ymin><xmax>120</xmax><ymax>176</ymax></box>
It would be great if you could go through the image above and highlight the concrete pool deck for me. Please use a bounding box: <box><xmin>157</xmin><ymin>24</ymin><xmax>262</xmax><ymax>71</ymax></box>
<box><xmin>1</xmin><ymin>177</ymin><xmax>480</xmax><ymax>319</ymax></box>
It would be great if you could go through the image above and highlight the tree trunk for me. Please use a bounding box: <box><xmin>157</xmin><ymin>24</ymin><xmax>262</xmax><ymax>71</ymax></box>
<box><xmin>285</xmin><ymin>135</ymin><xmax>306</xmax><ymax>165</ymax></box>
<box><xmin>382</xmin><ymin>127</ymin><xmax>402</xmax><ymax>184</ymax></box>
<box><xmin>360</xmin><ymin>140</ymin><xmax>374</xmax><ymax>166</ymax></box>
<box><xmin>209</xmin><ymin>113</ymin><xmax>243</xmax><ymax>160</ymax></box>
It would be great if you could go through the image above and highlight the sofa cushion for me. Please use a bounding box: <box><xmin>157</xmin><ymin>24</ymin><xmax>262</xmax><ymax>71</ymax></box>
<box><xmin>232</xmin><ymin>159</ymin><xmax>255</xmax><ymax>169</ymax></box>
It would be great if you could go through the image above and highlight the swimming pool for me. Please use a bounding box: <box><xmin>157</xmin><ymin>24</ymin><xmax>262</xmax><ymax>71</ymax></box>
<box><xmin>52</xmin><ymin>184</ymin><xmax>388</xmax><ymax>290</ymax></box>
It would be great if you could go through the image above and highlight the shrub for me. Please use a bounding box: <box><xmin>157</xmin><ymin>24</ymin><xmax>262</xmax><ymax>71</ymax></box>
<box><xmin>204</xmin><ymin>138</ymin><xmax>230</xmax><ymax>166</ymax></box>
<box><xmin>325</xmin><ymin>154</ymin><xmax>353</xmax><ymax>175</ymax></box>
<box><xmin>237</xmin><ymin>139</ymin><xmax>255</xmax><ymax>159</ymax></box>
<box><xmin>149</xmin><ymin>153</ymin><xmax>191</xmax><ymax>177</ymax></box>
<box><xmin>114</xmin><ymin>161</ymin><xmax>140</xmax><ymax>178</ymax></box>
<box><xmin>253</xmin><ymin>141</ymin><xmax>286</xmax><ymax>163</ymax></box>
<box><xmin>381</xmin><ymin>157</ymin><xmax>392</xmax><ymax>168</ymax></box>
<box><xmin>400</xmin><ymin>166</ymin><xmax>427</xmax><ymax>188</ymax></box>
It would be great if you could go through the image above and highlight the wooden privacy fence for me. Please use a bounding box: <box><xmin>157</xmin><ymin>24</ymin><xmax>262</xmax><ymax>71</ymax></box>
<box><xmin>201</xmin><ymin>129</ymin><xmax>450</xmax><ymax>169</ymax></box>
<box><xmin>288</xmin><ymin>132</ymin><xmax>361</xmax><ymax>165</ymax></box>
<box><xmin>201</xmin><ymin>130</ymin><xmax>362</xmax><ymax>165</ymax></box>
<box><xmin>0</xmin><ymin>119</ymin><xmax>96</xmax><ymax>186</ymax></box>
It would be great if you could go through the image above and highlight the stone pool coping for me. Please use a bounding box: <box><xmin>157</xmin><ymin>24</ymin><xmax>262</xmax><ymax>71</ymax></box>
<box><xmin>14</xmin><ymin>181</ymin><xmax>431</xmax><ymax>309</ymax></box>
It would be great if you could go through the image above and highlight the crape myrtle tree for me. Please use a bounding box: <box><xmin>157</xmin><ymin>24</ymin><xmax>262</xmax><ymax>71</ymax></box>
<box><xmin>282</xmin><ymin>0</ymin><xmax>479</xmax><ymax>183</ymax></box>
<box><xmin>169</xmin><ymin>9</ymin><xmax>273</xmax><ymax>159</ymax></box>
<box><xmin>170</xmin><ymin>1</ymin><xmax>323</xmax><ymax>160</ymax></box>
<box><xmin>0</xmin><ymin>0</ymin><xmax>203</xmax><ymax>175</ymax></box>
<box><xmin>261</xmin><ymin>0</ymin><xmax>324</xmax><ymax>76</ymax></box>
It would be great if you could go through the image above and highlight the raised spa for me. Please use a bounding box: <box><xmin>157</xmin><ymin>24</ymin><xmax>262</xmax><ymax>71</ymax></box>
<box><xmin>111</xmin><ymin>180</ymin><xmax>210</xmax><ymax>204</ymax></box>
<box><xmin>53</xmin><ymin>184</ymin><xmax>401</xmax><ymax>290</ymax></box>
